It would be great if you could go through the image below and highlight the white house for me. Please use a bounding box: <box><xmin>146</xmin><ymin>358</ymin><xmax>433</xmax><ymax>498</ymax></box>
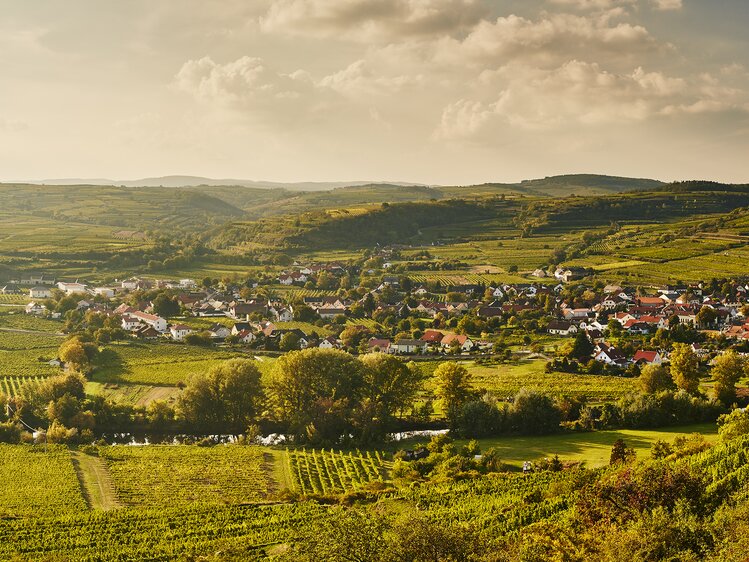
<box><xmin>57</xmin><ymin>281</ymin><xmax>88</xmax><ymax>295</ymax></box>
<box><xmin>29</xmin><ymin>286</ymin><xmax>52</xmax><ymax>299</ymax></box>
<box><xmin>25</xmin><ymin>302</ymin><xmax>46</xmax><ymax>315</ymax></box>
<box><xmin>440</xmin><ymin>333</ymin><xmax>475</xmax><ymax>352</ymax></box>
<box><xmin>207</xmin><ymin>323</ymin><xmax>231</xmax><ymax>339</ymax></box>
<box><xmin>547</xmin><ymin>320</ymin><xmax>578</xmax><ymax>336</ymax></box>
<box><xmin>179</xmin><ymin>279</ymin><xmax>197</xmax><ymax>289</ymax></box>
<box><xmin>392</xmin><ymin>339</ymin><xmax>427</xmax><ymax>354</ymax></box>
<box><xmin>121</xmin><ymin>314</ymin><xmax>142</xmax><ymax>331</ymax></box>
<box><xmin>170</xmin><ymin>324</ymin><xmax>194</xmax><ymax>342</ymax></box>
<box><xmin>93</xmin><ymin>287</ymin><xmax>116</xmax><ymax>299</ymax></box>
<box><xmin>131</xmin><ymin>311</ymin><xmax>168</xmax><ymax>333</ymax></box>
<box><xmin>318</xmin><ymin>336</ymin><xmax>339</xmax><ymax>349</ymax></box>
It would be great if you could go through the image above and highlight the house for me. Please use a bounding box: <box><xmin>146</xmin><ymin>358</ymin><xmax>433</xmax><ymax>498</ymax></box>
<box><xmin>235</xmin><ymin>329</ymin><xmax>255</xmax><ymax>344</ymax></box>
<box><xmin>134</xmin><ymin>325</ymin><xmax>160</xmax><ymax>340</ymax></box>
<box><xmin>562</xmin><ymin>308</ymin><xmax>592</xmax><ymax>321</ymax></box>
<box><xmin>633</xmin><ymin>350</ymin><xmax>664</xmax><ymax>365</ymax></box>
<box><xmin>270</xmin><ymin>307</ymin><xmax>294</xmax><ymax>322</ymax></box>
<box><xmin>1</xmin><ymin>284</ymin><xmax>21</xmax><ymax>295</ymax></box>
<box><xmin>207</xmin><ymin>323</ymin><xmax>231</xmax><ymax>339</ymax></box>
<box><xmin>170</xmin><ymin>324</ymin><xmax>194</xmax><ymax>342</ymax></box>
<box><xmin>367</xmin><ymin>338</ymin><xmax>392</xmax><ymax>353</ymax></box>
<box><xmin>391</xmin><ymin>339</ymin><xmax>427</xmax><ymax>355</ymax></box>
<box><xmin>57</xmin><ymin>281</ymin><xmax>88</xmax><ymax>295</ymax></box>
<box><xmin>420</xmin><ymin>330</ymin><xmax>444</xmax><ymax>345</ymax></box>
<box><xmin>93</xmin><ymin>287</ymin><xmax>116</xmax><ymax>299</ymax></box>
<box><xmin>179</xmin><ymin>279</ymin><xmax>197</xmax><ymax>289</ymax></box>
<box><xmin>231</xmin><ymin>322</ymin><xmax>252</xmax><ymax>335</ymax></box>
<box><xmin>532</xmin><ymin>269</ymin><xmax>547</xmax><ymax>278</ymax></box>
<box><xmin>440</xmin><ymin>333</ymin><xmax>474</xmax><ymax>352</ymax></box>
<box><xmin>121</xmin><ymin>314</ymin><xmax>142</xmax><ymax>331</ymax></box>
<box><xmin>414</xmin><ymin>286</ymin><xmax>429</xmax><ymax>296</ymax></box>
<box><xmin>555</xmin><ymin>267</ymin><xmax>589</xmax><ymax>283</ymax></box>
<box><xmin>637</xmin><ymin>296</ymin><xmax>666</xmax><ymax>308</ymax></box>
<box><xmin>25</xmin><ymin>302</ymin><xmax>46</xmax><ymax>315</ymax></box>
<box><xmin>114</xmin><ymin>303</ymin><xmax>137</xmax><ymax>316</ymax></box>
<box><xmin>547</xmin><ymin>320</ymin><xmax>578</xmax><ymax>336</ymax></box>
<box><xmin>594</xmin><ymin>342</ymin><xmax>627</xmax><ymax>366</ymax></box>
<box><xmin>130</xmin><ymin>311</ymin><xmax>168</xmax><ymax>333</ymax></box>
<box><xmin>29</xmin><ymin>286</ymin><xmax>52</xmax><ymax>299</ymax></box>
<box><xmin>318</xmin><ymin>336</ymin><xmax>340</xmax><ymax>349</ymax></box>
<box><xmin>278</xmin><ymin>274</ymin><xmax>294</xmax><ymax>286</ymax></box>
<box><xmin>316</xmin><ymin>307</ymin><xmax>345</xmax><ymax>320</ymax></box>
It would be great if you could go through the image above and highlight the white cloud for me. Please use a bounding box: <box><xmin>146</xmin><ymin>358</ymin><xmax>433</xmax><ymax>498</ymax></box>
<box><xmin>429</xmin><ymin>12</ymin><xmax>659</xmax><ymax>70</ymax></box>
<box><xmin>260</xmin><ymin>0</ymin><xmax>486</xmax><ymax>41</ymax></box>
<box><xmin>175</xmin><ymin>56</ymin><xmax>330</xmax><ymax>123</ymax></box>
<box><xmin>434</xmin><ymin>60</ymin><xmax>738</xmax><ymax>140</ymax></box>
<box><xmin>319</xmin><ymin>59</ymin><xmax>424</xmax><ymax>96</ymax></box>
<box><xmin>650</xmin><ymin>0</ymin><xmax>682</xmax><ymax>11</ymax></box>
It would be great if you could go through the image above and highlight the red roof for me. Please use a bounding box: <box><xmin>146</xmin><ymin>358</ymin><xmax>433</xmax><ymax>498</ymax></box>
<box><xmin>633</xmin><ymin>350</ymin><xmax>659</xmax><ymax>363</ymax></box>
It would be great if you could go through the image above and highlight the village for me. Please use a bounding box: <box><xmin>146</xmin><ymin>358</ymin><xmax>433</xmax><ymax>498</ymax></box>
<box><xmin>4</xmin><ymin>260</ymin><xmax>748</xmax><ymax>371</ymax></box>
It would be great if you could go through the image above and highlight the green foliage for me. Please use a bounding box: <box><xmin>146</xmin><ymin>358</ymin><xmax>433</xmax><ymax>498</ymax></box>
<box><xmin>178</xmin><ymin>358</ymin><xmax>264</xmax><ymax>433</ymax></box>
<box><xmin>670</xmin><ymin>343</ymin><xmax>701</xmax><ymax>394</ymax></box>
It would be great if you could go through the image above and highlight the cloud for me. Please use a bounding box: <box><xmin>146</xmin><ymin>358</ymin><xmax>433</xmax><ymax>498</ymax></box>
<box><xmin>260</xmin><ymin>0</ymin><xmax>486</xmax><ymax>41</ymax></box>
<box><xmin>175</xmin><ymin>56</ymin><xmax>330</xmax><ymax>123</ymax></box>
<box><xmin>650</xmin><ymin>0</ymin><xmax>682</xmax><ymax>10</ymax></box>
<box><xmin>319</xmin><ymin>59</ymin><xmax>424</xmax><ymax>96</ymax></box>
<box><xmin>427</xmin><ymin>12</ymin><xmax>660</xmax><ymax>71</ymax></box>
<box><xmin>434</xmin><ymin>60</ymin><xmax>744</xmax><ymax>140</ymax></box>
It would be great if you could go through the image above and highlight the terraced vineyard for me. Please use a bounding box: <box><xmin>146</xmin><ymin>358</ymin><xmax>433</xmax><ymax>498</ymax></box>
<box><xmin>98</xmin><ymin>445</ymin><xmax>274</xmax><ymax>507</ymax></box>
<box><xmin>287</xmin><ymin>448</ymin><xmax>391</xmax><ymax>494</ymax></box>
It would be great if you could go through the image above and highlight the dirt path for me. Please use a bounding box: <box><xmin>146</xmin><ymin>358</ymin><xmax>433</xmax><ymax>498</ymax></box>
<box><xmin>71</xmin><ymin>450</ymin><xmax>122</xmax><ymax>511</ymax></box>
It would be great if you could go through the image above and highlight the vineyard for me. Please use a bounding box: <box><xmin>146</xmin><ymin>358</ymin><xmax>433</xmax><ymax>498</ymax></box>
<box><xmin>0</xmin><ymin>331</ymin><xmax>63</xmax><ymax>378</ymax></box>
<box><xmin>0</xmin><ymin>294</ymin><xmax>29</xmax><ymax>305</ymax></box>
<box><xmin>0</xmin><ymin>375</ymin><xmax>46</xmax><ymax>397</ymax></box>
<box><xmin>98</xmin><ymin>445</ymin><xmax>274</xmax><ymax>507</ymax></box>
<box><xmin>92</xmin><ymin>341</ymin><xmax>247</xmax><ymax>385</ymax></box>
<box><xmin>286</xmin><ymin>448</ymin><xmax>391</xmax><ymax>495</ymax></box>
<box><xmin>0</xmin><ymin>444</ymin><xmax>88</xmax><ymax>518</ymax></box>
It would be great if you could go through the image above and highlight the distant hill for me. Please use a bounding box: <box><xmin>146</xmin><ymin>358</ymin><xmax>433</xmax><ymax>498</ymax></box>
<box><xmin>27</xmin><ymin>176</ymin><xmax>430</xmax><ymax>192</ymax></box>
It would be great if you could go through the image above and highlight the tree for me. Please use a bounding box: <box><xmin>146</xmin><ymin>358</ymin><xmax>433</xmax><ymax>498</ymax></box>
<box><xmin>510</xmin><ymin>389</ymin><xmax>562</xmax><ymax>435</ymax></box>
<box><xmin>279</xmin><ymin>331</ymin><xmax>301</xmax><ymax>351</ymax></box>
<box><xmin>610</xmin><ymin>439</ymin><xmax>635</xmax><ymax>465</ymax></box>
<box><xmin>638</xmin><ymin>364</ymin><xmax>673</xmax><ymax>394</ymax></box>
<box><xmin>711</xmin><ymin>350</ymin><xmax>746</xmax><ymax>404</ymax></box>
<box><xmin>58</xmin><ymin>337</ymin><xmax>94</xmax><ymax>372</ymax></box>
<box><xmin>717</xmin><ymin>408</ymin><xmax>749</xmax><ymax>442</ymax></box>
<box><xmin>669</xmin><ymin>343</ymin><xmax>700</xmax><ymax>394</ymax></box>
<box><xmin>152</xmin><ymin>294</ymin><xmax>180</xmax><ymax>318</ymax></box>
<box><xmin>268</xmin><ymin>349</ymin><xmax>364</xmax><ymax>442</ymax></box>
<box><xmin>357</xmin><ymin>354</ymin><xmax>422</xmax><ymax>440</ymax></box>
<box><xmin>433</xmin><ymin>363</ymin><xmax>473</xmax><ymax>427</ymax></box>
<box><xmin>568</xmin><ymin>330</ymin><xmax>594</xmax><ymax>361</ymax></box>
<box><xmin>695</xmin><ymin>305</ymin><xmax>718</xmax><ymax>329</ymax></box>
<box><xmin>178</xmin><ymin>358</ymin><xmax>264</xmax><ymax>433</ymax></box>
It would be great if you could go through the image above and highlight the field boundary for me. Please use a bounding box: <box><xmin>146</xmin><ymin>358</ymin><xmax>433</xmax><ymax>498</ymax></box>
<box><xmin>71</xmin><ymin>450</ymin><xmax>122</xmax><ymax>511</ymax></box>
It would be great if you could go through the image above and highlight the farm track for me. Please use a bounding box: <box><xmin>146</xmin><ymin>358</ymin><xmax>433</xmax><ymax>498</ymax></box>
<box><xmin>71</xmin><ymin>451</ymin><xmax>122</xmax><ymax>511</ymax></box>
<box><xmin>0</xmin><ymin>327</ymin><xmax>63</xmax><ymax>336</ymax></box>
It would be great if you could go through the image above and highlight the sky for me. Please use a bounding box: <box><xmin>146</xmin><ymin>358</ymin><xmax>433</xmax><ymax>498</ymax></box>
<box><xmin>0</xmin><ymin>0</ymin><xmax>747</xmax><ymax>185</ymax></box>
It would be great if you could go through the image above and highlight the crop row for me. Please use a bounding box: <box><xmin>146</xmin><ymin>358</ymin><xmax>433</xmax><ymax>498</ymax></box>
<box><xmin>0</xmin><ymin>375</ymin><xmax>47</xmax><ymax>397</ymax></box>
<box><xmin>287</xmin><ymin>448</ymin><xmax>390</xmax><ymax>495</ymax></box>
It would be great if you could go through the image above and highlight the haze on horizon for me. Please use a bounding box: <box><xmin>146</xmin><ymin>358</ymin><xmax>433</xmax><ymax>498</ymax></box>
<box><xmin>1</xmin><ymin>0</ymin><xmax>747</xmax><ymax>185</ymax></box>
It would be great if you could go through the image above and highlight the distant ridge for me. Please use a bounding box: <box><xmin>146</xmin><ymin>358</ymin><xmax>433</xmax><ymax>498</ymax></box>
<box><xmin>24</xmin><ymin>175</ymin><xmax>431</xmax><ymax>192</ymax></box>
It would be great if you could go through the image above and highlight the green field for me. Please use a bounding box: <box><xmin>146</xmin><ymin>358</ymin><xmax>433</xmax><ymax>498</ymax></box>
<box><xmin>98</xmin><ymin>445</ymin><xmax>275</xmax><ymax>508</ymax></box>
<box><xmin>0</xmin><ymin>444</ymin><xmax>88</xmax><ymax>518</ymax></box>
<box><xmin>419</xmin><ymin>359</ymin><xmax>638</xmax><ymax>401</ymax></box>
<box><xmin>92</xmin><ymin>341</ymin><xmax>250</xmax><ymax>386</ymax></box>
<box><xmin>456</xmin><ymin>423</ymin><xmax>719</xmax><ymax>469</ymax></box>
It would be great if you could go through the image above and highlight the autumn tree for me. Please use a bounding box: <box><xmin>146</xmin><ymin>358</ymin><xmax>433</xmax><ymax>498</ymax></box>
<box><xmin>638</xmin><ymin>364</ymin><xmax>673</xmax><ymax>394</ymax></box>
<box><xmin>433</xmin><ymin>363</ymin><xmax>474</xmax><ymax>428</ymax></box>
<box><xmin>711</xmin><ymin>350</ymin><xmax>746</xmax><ymax>404</ymax></box>
<box><xmin>669</xmin><ymin>343</ymin><xmax>700</xmax><ymax>394</ymax></box>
